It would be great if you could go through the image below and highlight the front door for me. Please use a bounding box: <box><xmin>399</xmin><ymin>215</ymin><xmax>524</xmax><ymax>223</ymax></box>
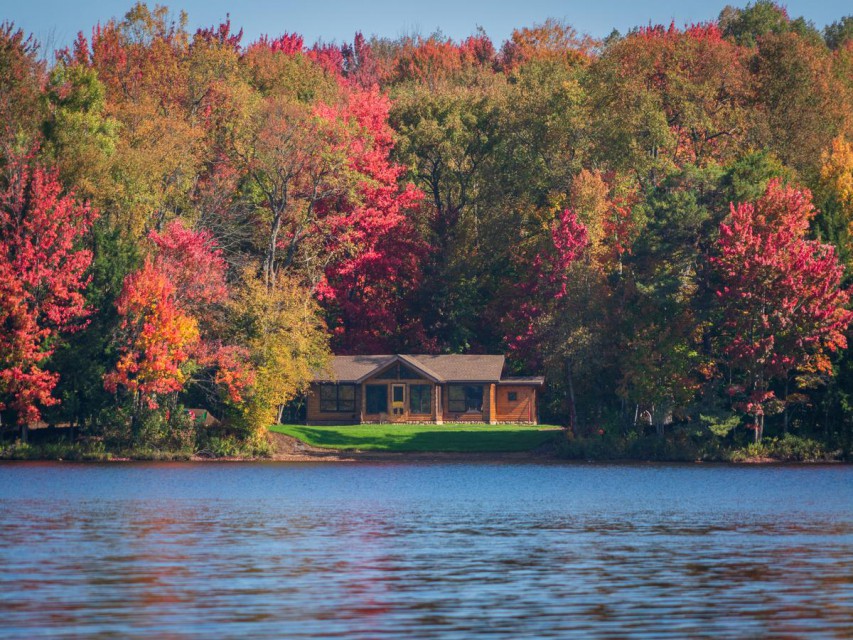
<box><xmin>391</xmin><ymin>384</ymin><xmax>405</xmax><ymax>421</ymax></box>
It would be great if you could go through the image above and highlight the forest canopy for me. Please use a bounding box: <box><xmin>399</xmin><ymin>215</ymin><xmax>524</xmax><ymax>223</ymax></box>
<box><xmin>1</xmin><ymin>1</ymin><xmax>852</xmax><ymax>454</ymax></box>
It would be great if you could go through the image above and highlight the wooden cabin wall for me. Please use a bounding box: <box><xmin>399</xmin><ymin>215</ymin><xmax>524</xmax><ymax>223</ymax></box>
<box><xmin>494</xmin><ymin>386</ymin><xmax>536</xmax><ymax>423</ymax></box>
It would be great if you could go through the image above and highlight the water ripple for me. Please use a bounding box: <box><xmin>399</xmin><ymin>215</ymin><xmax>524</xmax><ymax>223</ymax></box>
<box><xmin>0</xmin><ymin>462</ymin><xmax>851</xmax><ymax>638</ymax></box>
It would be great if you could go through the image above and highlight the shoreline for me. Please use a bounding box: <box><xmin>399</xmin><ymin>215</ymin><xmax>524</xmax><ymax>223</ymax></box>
<box><xmin>1</xmin><ymin>432</ymin><xmax>846</xmax><ymax>464</ymax></box>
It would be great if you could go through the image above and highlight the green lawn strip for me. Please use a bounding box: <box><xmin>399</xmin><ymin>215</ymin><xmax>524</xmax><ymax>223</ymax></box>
<box><xmin>270</xmin><ymin>423</ymin><xmax>563</xmax><ymax>453</ymax></box>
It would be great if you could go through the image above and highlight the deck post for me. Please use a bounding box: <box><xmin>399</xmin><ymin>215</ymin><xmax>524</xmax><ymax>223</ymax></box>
<box><xmin>435</xmin><ymin>384</ymin><xmax>443</xmax><ymax>424</ymax></box>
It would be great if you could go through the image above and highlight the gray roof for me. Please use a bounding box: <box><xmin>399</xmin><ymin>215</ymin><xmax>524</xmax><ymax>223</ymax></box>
<box><xmin>317</xmin><ymin>355</ymin><xmax>396</xmax><ymax>382</ymax></box>
<box><xmin>408</xmin><ymin>354</ymin><xmax>505</xmax><ymax>382</ymax></box>
<box><xmin>315</xmin><ymin>354</ymin><xmax>508</xmax><ymax>383</ymax></box>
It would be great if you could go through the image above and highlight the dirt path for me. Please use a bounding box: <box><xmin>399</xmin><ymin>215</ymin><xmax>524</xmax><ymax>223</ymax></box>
<box><xmin>267</xmin><ymin>431</ymin><xmax>559</xmax><ymax>463</ymax></box>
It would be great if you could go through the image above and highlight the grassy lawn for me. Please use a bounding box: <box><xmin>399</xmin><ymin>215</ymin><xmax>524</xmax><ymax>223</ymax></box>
<box><xmin>270</xmin><ymin>423</ymin><xmax>563</xmax><ymax>453</ymax></box>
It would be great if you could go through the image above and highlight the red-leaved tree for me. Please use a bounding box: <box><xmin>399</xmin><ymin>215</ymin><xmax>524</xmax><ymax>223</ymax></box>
<box><xmin>0</xmin><ymin>151</ymin><xmax>96</xmax><ymax>425</ymax></box>
<box><xmin>105</xmin><ymin>221</ymin><xmax>252</xmax><ymax>422</ymax></box>
<box><xmin>312</xmin><ymin>86</ymin><xmax>428</xmax><ymax>353</ymax></box>
<box><xmin>713</xmin><ymin>179</ymin><xmax>853</xmax><ymax>440</ymax></box>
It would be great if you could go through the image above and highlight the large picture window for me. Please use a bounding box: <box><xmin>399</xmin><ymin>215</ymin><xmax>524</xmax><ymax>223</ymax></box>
<box><xmin>448</xmin><ymin>385</ymin><xmax>483</xmax><ymax>413</ymax></box>
<box><xmin>366</xmin><ymin>385</ymin><xmax>388</xmax><ymax>414</ymax></box>
<box><xmin>409</xmin><ymin>385</ymin><xmax>432</xmax><ymax>414</ymax></box>
<box><xmin>319</xmin><ymin>384</ymin><xmax>356</xmax><ymax>412</ymax></box>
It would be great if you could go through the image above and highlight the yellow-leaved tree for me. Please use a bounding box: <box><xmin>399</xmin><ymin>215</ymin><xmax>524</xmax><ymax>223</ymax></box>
<box><xmin>231</xmin><ymin>268</ymin><xmax>329</xmax><ymax>438</ymax></box>
<box><xmin>818</xmin><ymin>135</ymin><xmax>853</xmax><ymax>268</ymax></box>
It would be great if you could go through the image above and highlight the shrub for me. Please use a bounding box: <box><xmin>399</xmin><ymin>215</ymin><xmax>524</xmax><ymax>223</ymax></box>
<box><xmin>730</xmin><ymin>434</ymin><xmax>836</xmax><ymax>462</ymax></box>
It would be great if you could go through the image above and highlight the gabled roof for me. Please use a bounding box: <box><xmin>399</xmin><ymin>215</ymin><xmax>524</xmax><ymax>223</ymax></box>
<box><xmin>314</xmin><ymin>354</ymin><xmax>507</xmax><ymax>383</ymax></box>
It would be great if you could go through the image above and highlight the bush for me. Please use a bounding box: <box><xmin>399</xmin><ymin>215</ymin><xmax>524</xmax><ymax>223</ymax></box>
<box><xmin>194</xmin><ymin>433</ymin><xmax>272</xmax><ymax>459</ymax></box>
<box><xmin>730</xmin><ymin>434</ymin><xmax>837</xmax><ymax>462</ymax></box>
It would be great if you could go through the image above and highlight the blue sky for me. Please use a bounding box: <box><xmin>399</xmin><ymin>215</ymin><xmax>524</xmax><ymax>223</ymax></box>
<box><xmin>4</xmin><ymin>0</ymin><xmax>850</xmax><ymax>53</ymax></box>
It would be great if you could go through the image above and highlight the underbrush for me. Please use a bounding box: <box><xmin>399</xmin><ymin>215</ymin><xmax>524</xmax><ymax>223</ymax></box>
<box><xmin>0</xmin><ymin>430</ymin><xmax>273</xmax><ymax>461</ymax></box>
<box><xmin>194</xmin><ymin>434</ymin><xmax>272</xmax><ymax>459</ymax></box>
<box><xmin>729</xmin><ymin>434</ymin><xmax>837</xmax><ymax>462</ymax></box>
<box><xmin>558</xmin><ymin>430</ymin><xmax>842</xmax><ymax>463</ymax></box>
<box><xmin>559</xmin><ymin>432</ymin><xmax>714</xmax><ymax>462</ymax></box>
<box><xmin>0</xmin><ymin>439</ymin><xmax>193</xmax><ymax>461</ymax></box>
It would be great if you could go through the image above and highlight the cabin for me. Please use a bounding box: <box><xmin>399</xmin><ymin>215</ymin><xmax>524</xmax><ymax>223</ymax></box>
<box><xmin>306</xmin><ymin>354</ymin><xmax>543</xmax><ymax>425</ymax></box>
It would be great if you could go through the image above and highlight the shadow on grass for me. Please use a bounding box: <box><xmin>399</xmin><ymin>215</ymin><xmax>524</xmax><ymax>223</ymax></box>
<box><xmin>275</xmin><ymin>425</ymin><xmax>561</xmax><ymax>453</ymax></box>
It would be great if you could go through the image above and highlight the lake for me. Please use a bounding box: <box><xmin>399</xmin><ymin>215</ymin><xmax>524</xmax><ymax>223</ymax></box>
<box><xmin>0</xmin><ymin>462</ymin><xmax>851</xmax><ymax>638</ymax></box>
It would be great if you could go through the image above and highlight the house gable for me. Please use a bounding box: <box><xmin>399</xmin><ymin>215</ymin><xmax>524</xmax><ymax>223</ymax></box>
<box><xmin>366</xmin><ymin>360</ymin><xmax>431</xmax><ymax>382</ymax></box>
<box><xmin>355</xmin><ymin>355</ymin><xmax>441</xmax><ymax>384</ymax></box>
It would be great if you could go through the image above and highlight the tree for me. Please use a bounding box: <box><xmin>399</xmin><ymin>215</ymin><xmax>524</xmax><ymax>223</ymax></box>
<box><xmin>499</xmin><ymin>19</ymin><xmax>593</xmax><ymax>71</ymax></box>
<box><xmin>824</xmin><ymin>16</ymin><xmax>853</xmax><ymax>50</ymax></box>
<box><xmin>0</xmin><ymin>22</ymin><xmax>45</xmax><ymax>147</ymax></box>
<box><xmin>719</xmin><ymin>1</ymin><xmax>822</xmax><ymax>47</ymax></box>
<box><xmin>816</xmin><ymin>136</ymin><xmax>853</xmax><ymax>271</ymax></box>
<box><xmin>505</xmin><ymin>208</ymin><xmax>589</xmax><ymax>428</ymax></box>
<box><xmin>0</xmin><ymin>152</ymin><xmax>96</xmax><ymax>426</ymax></box>
<box><xmin>587</xmin><ymin>22</ymin><xmax>751</xmax><ymax>186</ymax></box>
<box><xmin>104</xmin><ymin>220</ymin><xmax>253</xmax><ymax>433</ymax></box>
<box><xmin>235</xmin><ymin>96</ymin><xmax>355</xmax><ymax>287</ymax></box>
<box><xmin>103</xmin><ymin>258</ymin><xmax>199</xmax><ymax>422</ymax></box>
<box><xmin>712</xmin><ymin>180</ymin><xmax>853</xmax><ymax>440</ymax></box>
<box><xmin>237</xmin><ymin>85</ymin><xmax>427</xmax><ymax>351</ymax></box>
<box><xmin>231</xmin><ymin>269</ymin><xmax>328</xmax><ymax>435</ymax></box>
<box><xmin>390</xmin><ymin>80</ymin><xmax>503</xmax><ymax>349</ymax></box>
<box><xmin>752</xmin><ymin>31</ymin><xmax>849</xmax><ymax>180</ymax></box>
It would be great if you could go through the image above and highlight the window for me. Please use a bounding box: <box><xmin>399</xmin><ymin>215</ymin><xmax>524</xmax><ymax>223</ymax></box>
<box><xmin>319</xmin><ymin>384</ymin><xmax>356</xmax><ymax>412</ymax></box>
<box><xmin>392</xmin><ymin>385</ymin><xmax>404</xmax><ymax>403</ymax></box>
<box><xmin>448</xmin><ymin>385</ymin><xmax>483</xmax><ymax>413</ymax></box>
<box><xmin>366</xmin><ymin>385</ymin><xmax>388</xmax><ymax>414</ymax></box>
<box><xmin>397</xmin><ymin>363</ymin><xmax>423</xmax><ymax>379</ymax></box>
<box><xmin>409</xmin><ymin>385</ymin><xmax>432</xmax><ymax>414</ymax></box>
<box><xmin>507</xmin><ymin>391</ymin><xmax>518</xmax><ymax>402</ymax></box>
<box><xmin>376</xmin><ymin>362</ymin><xmax>425</xmax><ymax>380</ymax></box>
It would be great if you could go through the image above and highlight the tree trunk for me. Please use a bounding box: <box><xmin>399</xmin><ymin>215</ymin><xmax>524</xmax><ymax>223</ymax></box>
<box><xmin>566</xmin><ymin>358</ymin><xmax>577</xmax><ymax>432</ymax></box>
<box><xmin>263</xmin><ymin>210</ymin><xmax>283</xmax><ymax>287</ymax></box>
<box><xmin>131</xmin><ymin>392</ymin><xmax>142</xmax><ymax>442</ymax></box>
<box><xmin>20</xmin><ymin>423</ymin><xmax>28</xmax><ymax>444</ymax></box>
<box><xmin>783</xmin><ymin>377</ymin><xmax>789</xmax><ymax>434</ymax></box>
<box><xmin>754</xmin><ymin>414</ymin><xmax>764</xmax><ymax>443</ymax></box>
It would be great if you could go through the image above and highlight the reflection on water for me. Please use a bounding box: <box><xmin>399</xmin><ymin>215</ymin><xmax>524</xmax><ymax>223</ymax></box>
<box><xmin>0</xmin><ymin>463</ymin><xmax>851</xmax><ymax>638</ymax></box>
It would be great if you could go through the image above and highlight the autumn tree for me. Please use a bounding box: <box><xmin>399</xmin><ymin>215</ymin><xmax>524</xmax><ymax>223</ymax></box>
<box><xmin>712</xmin><ymin>180</ymin><xmax>853</xmax><ymax>440</ymax></box>
<box><xmin>499</xmin><ymin>19</ymin><xmax>594</xmax><ymax>71</ymax></box>
<box><xmin>230</xmin><ymin>269</ymin><xmax>328</xmax><ymax>435</ymax></box>
<box><xmin>587</xmin><ymin>22</ymin><xmax>752</xmax><ymax>186</ymax></box>
<box><xmin>0</xmin><ymin>152</ymin><xmax>96</xmax><ymax>427</ymax></box>
<box><xmin>87</xmin><ymin>4</ymin><xmax>204</xmax><ymax>237</ymax></box>
<box><xmin>390</xmin><ymin>79</ymin><xmax>504</xmax><ymax>349</ymax></box>
<box><xmin>504</xmin><ymin>209</ymin><xmax>590</xmax><ymax>429</ymax></box>
<box><xmin>752</xmin><ymin>31</ymin><xmax>850</xmax><ymax>180</ymax></box>
<box><xmin>104</xmin><ymin>221</ymin><xmax>251</xmax><ymax>436</ymax></box>
<box><xmin>816</xmin><ymin>136</ymin><xmax>853</xmax><ymax>270</ymax></box>
<box><xmin>0</xmin><ymin>23</ymin><xmax>45</xmax><ymax>147</ymax></box>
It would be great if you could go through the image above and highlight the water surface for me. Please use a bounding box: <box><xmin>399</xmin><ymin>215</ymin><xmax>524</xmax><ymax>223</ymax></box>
<box><xmin>1</xmin><ymin>462</ymin><xmax>851</xmax><ymax>638</ymax></box>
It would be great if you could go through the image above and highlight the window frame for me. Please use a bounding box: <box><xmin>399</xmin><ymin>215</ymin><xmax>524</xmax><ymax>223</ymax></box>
<box><xmin>448</xmin><ymin>384</ymin><xmax>483</xmax><ymax>413</ymax></box>
<box><xmin>319</xmin><ymin>384</ymin><xmax>356</xmax><ymax>413</ymax></box>
<box><xmin>409</xmin><ymin>384</ymin><xmax>432</xmax><ymax>415</ymax></box>
<box><xmin>365</xmin><ymin>384</ymin><xmax>388</xmax><ymax>414</ymax></box>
